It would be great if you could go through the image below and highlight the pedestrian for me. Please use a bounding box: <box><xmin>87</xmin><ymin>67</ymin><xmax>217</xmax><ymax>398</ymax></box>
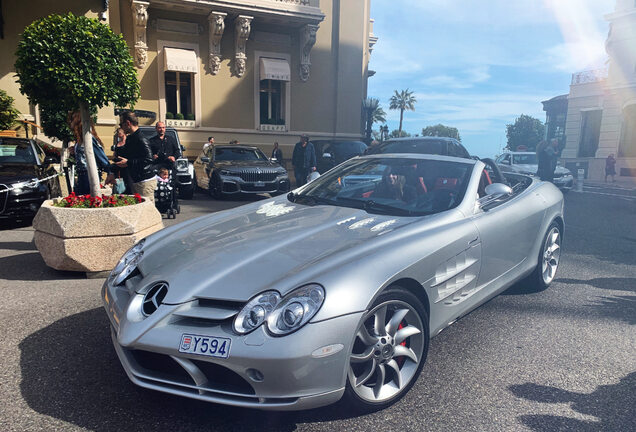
<box><xmin>203</xmin><ymin>136</ymin><xmax>214</xmax><ymax>154</ymax></box>
<box><xmin>605</xmin><ymin>154</ymin><xmax>617</xmax><ymax>183</ymax></box>
<box><xmin>544</xmin><ymin>139</ymin><xmax>561</xmax><ymax>182</ymax></box>
<box><xmin>110</xmin><ymin>127</ymin><xmax>132</xmax><ymax>194</ymax></box>
<box><xmin>116</xmin><ymin>111</ymin><xmax>156</xmax><ymax>201</ymax></box>
<box><xmin>292</xmin><ymin>134</ymin><xmax>316</xmax><ymax>187</ymax></box>
<box><xmin>271</xmin><ymin>141</ymin><xmax>283</xmax><ymax>165</ymax></box>
<box><xmin>69</xmin><ymin>111</ymin><xmax>111</xmax><ymax>195</ymax></box>
<box><xmin>149</xmin><ymin>121</ymin><xmax>180</xmax><ymax>169</ymax></box>
<box><xmin>535</xmin><ymin>140</ymin><xmax>548</xmax><ymax>180</ymax></box>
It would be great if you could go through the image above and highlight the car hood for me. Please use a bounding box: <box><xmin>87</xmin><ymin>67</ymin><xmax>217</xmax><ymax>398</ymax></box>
<box><xmin>214</xmin><ymin>160</ymin><xmax>281</xmax><ymax>170</ymax></box>
<box><xmin>0</xmin><ymin>164</ymin><xmax>39</xmax><ymax>184</ymax></box>
<box><xmin>138</xmin><ymin>198</ymin><xmax>426</xmax><ymax>304</ymax></box>
<box><xmin>511</xmin><ymin>164</ymin><xmax>570</xmax><ymax>176</ymax></box>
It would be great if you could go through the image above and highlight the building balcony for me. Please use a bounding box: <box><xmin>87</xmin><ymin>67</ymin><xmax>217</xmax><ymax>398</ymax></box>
<box><xmin>149</xmin><ymin>0</ymin><xmax>324</xmax><ymax>26</ymax></box>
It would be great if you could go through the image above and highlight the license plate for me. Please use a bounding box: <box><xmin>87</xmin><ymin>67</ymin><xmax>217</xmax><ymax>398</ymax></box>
<box><xmin>178</xmin><ymin>333</ymin><xmax>231</xmax><ymax>359</ymax></box>
<box><xmin>254</xmin><ymin>181</ymin><xmax>265</xmax><ymax>187</ymax></box>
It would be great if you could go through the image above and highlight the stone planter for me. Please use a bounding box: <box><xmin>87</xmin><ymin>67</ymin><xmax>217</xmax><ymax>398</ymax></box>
<box><xmin>33</xmin><ymin>198</ymin><xmax>163</xmax><ymax>272</ymax></box>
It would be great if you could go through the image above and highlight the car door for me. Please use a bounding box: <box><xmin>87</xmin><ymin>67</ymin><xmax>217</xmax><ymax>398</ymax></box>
<box><xmin>471</xmin><ymin>186</ymin><xmax>546</xmax><ymax>288</ymax></box>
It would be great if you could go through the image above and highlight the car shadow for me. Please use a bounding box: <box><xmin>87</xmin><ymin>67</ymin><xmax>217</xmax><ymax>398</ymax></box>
<box><xmin>555</xmin><ymin>277</ymin><xmax>636</xmax><ymax>292</ymax></box>
<box><xmin>0</xmin><ymin>251</ymin><xmax>85</xmax><ymax>281</ymax></box>
<box><xmin>509</xmin><ymin>372</ymin><xmax>636</xmax><ymax>431</ymax></box>
<box><xmin>0</xmin><ymin>217</ymin><xmax>33</xmax><ymax>230</ymax></box>
<box><xmin>19</xmin><ymin>308</ymin><xmax>364</xmax><ymax>431</ymax></box>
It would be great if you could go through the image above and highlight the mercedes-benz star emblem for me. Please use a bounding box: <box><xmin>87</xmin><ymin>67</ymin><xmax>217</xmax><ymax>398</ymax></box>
<box><xmin>142</xmin><ymin>282</ymin><xmax>169</xmax><ymax>316</ymax></box>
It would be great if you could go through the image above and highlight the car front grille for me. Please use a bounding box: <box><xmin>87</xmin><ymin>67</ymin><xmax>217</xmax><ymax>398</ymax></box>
<box><xmin>235</xmin><ymin>169</ymin><xmax>280</xmax><ymax>182</ymax></box>
<box><xmin>0</xmin><ymin>184</ymin><xmax>8</xmax><ymax>214</ymax></box>
<box><xmin>127</xmin><ymin>349</ymin><xmax>256</xmax><ymax>396</ymax></box>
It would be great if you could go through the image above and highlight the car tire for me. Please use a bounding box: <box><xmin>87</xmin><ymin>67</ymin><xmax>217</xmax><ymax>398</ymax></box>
<box><xmin>343</xmin><ymin>286</ymin><xmax>429</xmax><ymax>413</ymax></box>
<box><xmin>525</xmin><ymin>221</ymin><xmax>561</xmax><ymax>290</ymax></box>
<box><xmin>208</xmin><ymin>175</ymin><xmax>223</xmax><ymax>199</ymax></box>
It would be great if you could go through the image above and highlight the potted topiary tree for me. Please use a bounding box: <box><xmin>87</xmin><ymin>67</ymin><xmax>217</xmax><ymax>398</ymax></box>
<box><xmin>0</xmin><ymin>89</ymin><xmax>20</xmax><ymax>136</ymax></box>
<box><xmin>14</xmin><ymin>12</ymin><xmax>139</xmax><ymax>197</ymax></box>
<box><xmin>14</xmin><ymin>13</ymin><xmax>162</xmax><ymax>273</ymax></box>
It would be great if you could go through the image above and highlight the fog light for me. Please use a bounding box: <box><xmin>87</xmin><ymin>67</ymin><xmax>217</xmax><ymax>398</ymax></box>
<box><xmin>246</xmin><ymin>368</ymin><xmax>264</xmax><ymax>382</ymax></box>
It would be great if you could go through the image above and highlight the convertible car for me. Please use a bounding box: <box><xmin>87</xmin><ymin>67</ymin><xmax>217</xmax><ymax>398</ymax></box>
<box><xmin>103</xmin><ymin>154</ymin><xmax>564</xmax><ymax>411</ymax></box>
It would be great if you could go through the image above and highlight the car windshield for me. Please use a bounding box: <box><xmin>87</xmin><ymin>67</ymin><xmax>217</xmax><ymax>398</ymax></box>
<box><xmin>512</xmin><ymin>154</ymin><xmax>537</xmax><ymax>165</ymax></box>
<box><xmin>377</xmin><ymin>139</ymin><xmax>446</xmax><ymax>155</ymax></box>
<box><xmin>291</xmin><ymin>157</ymin><xmax>473</xmax><ymax>216</ymax></box>
<box><xmin>215</xmin><ymin>147</ymin><xmax>267</xmax><ymax>161</ymax></box>
<box><xmin>0</xmin><ymin>142</ymin><xmax>36</xmax><ymax>164</ymax></box>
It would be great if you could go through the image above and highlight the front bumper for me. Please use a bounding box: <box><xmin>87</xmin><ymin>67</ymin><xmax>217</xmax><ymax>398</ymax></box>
<box><xmin>102</xmin><ymin>280</ymin><xmax>360</xmax><ymax>410</ymax></box>
<box><xmin>219</xmin><ymin>175</ymin><xmax>290</xmax><ymax>195</ymax></box>
<box><xmin>0</xmin><ymin>185</ymin><xmax>47</xmax><ymax>219</ymax></box>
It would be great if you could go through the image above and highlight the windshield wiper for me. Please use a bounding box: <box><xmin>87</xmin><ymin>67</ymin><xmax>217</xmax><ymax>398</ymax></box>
<box><xmin>363</xmin><ymin>200</ymin><xmax>415</xmax><ymax>216</ymax></box>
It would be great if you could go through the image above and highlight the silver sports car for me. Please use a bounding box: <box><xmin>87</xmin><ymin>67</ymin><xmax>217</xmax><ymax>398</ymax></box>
<box><xmin>103</xmin><ymin>154</ymin><xmax>564</xmax><ymax>411</ymax></box>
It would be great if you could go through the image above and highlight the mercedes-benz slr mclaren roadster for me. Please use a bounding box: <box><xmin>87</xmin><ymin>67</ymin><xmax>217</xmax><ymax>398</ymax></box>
<box><xmin>103</xmin><ymin>154</ymin><xmax>564</xmax><ymax>411</ymax></box>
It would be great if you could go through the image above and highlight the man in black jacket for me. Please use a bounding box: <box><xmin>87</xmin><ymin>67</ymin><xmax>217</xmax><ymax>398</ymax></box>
<box><xmin>116</xmin><ymin>111</ymin><xmax>156</xmax><ymax>201</ymax></box>
<box><xmin>149</xmin><ymin>121</ymin><xmax>181</xmax><ymax>169</ymax></box>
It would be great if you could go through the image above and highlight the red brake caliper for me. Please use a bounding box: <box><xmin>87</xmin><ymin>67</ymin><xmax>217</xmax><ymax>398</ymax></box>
<box><xmin>396</xmin><ymin>322</ymin><xmax>407</xmax><ymax>367</ymax></box>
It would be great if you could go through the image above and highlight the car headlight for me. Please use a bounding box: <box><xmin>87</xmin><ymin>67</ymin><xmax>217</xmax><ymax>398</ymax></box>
<box><xmin>108</xmin><ymin>239</ymin><xmax>146</xmax><ymax>286</ymax></box>
<box><xmin>267</xmin><ymin>284</ymin><xmax>325</xmax><ymax>336</ymax></box>
<box><xmin>219</xmin><ymin>169</ymin><xmax>233</xmax><ymax>176</ymax></box>
<box><xmin>233</xmin><ymin>291</ymin><xmax>281</xmax><ymax>334</ymax></box>
<box><xmin>233</xmin><ymin>284</ymin><xmax>325</xmax><ymax>336</ymax></box>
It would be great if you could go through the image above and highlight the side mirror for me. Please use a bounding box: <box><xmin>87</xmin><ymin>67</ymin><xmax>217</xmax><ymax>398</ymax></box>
<box><xmin>322</xmin><ymin>152</ymin><xmax>332</xmax><ymax>159</ymax></box>
<box><xmin>485</xmin><ymin>183</ymin><xmax>512</xmax><ymax>196</ymax></box>
<box><xmin>201</xmin><ymin>156</ymin><xmax>210</xmax><ymax>163</ymax></box>
<box><xmin>270</xmin><ymin>157</ymin><xmax>278</xmax><ymax>163</ymax></box>
<box><xmin>500</xmin><ymin>159</ymin><xmax>510</xmax><ymax>165</ymax></box>
<box><xmin>44</xmin><ymin>156</ymin><xmax>58</xmax><ymax>165</ymax></box>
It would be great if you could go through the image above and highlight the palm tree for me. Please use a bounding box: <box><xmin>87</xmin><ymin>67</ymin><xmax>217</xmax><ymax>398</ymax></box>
<box><xmin>362</xmin><ymin>98</ymin><xmax>387</xmax><ymax>142</ymax></box>
<box><xmin>389</xmin><ymin>89</ymin><xmax>417</xmax><ymax>134</ymax></box>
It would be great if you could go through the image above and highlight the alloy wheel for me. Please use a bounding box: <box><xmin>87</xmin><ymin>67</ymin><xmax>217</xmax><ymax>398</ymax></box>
<box><xmin>541</xmin><ymin>226</ymin><xmax>561</xmax><ymax>285</ymax></box>
<box><xmin>348</xmin><ymin>299</ymin><xmax>425</xmax><ymax>403</ymax></box>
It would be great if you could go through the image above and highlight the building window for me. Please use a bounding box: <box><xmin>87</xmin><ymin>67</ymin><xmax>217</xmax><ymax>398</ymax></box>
<box><xmin>165</xmin><ymin>71</ymin><xmax>193</xmax><ymax>119</ymax></box>
<box><xmin>260</xmin><ymin>79</ymin><xmax>284</xmax><ymax>125</ymax></box>
<box><xmin>578</xmin><ymin>110</ymin><xmax>602</xmax><ymax>157</ymax></box>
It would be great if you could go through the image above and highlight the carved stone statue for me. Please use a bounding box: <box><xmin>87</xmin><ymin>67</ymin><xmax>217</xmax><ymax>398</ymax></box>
<box><xmin>209</xmin><ymin>54</ymin><xmax>221</xmax><ymax>75</ymax></box>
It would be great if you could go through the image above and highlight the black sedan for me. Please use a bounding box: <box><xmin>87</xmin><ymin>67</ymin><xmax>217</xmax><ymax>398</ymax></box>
<box><xmin>312</xmin><ymin>140</ymin><xmax>368</xmax><ymax>173</ymax></box>
<box><xmin>193</xmin><ymin>145</ymin><xmax>290</xmax><ymax>198</ymax></box>
<box><xmin>0</xmin><ymin>137</ymin><xmax>60</xmax><ymax>220</ymax></box>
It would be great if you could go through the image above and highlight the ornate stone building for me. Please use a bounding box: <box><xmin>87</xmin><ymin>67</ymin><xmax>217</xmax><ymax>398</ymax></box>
<box><xmin>0</xmin><ymin>0</ymin><xmax>377</xmax><ymax>158</ymax></box>
<box><xmin>561</xmin><ymin>0</ymin><xmax>636</xmax><ymax>180</ymax></box>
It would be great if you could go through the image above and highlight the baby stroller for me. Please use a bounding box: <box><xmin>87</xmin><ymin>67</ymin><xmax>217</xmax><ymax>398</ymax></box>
<box><xmin>154</xmin><ymin>166</ymin><xmax>180</xmax><ymax>219</ymax></box>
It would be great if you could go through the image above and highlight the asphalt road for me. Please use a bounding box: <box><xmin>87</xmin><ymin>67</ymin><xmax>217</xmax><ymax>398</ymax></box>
<box><xmin>0</xmin><ymin>186</ymin><xmax>634</xmax><ymax>432</ymax></box>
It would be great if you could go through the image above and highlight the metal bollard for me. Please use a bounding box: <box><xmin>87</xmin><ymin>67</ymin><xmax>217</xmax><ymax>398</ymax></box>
<box><xmin>576</xmin><ymin>169</ymin><xmax>584</xmax><ymax>192</ymax></box>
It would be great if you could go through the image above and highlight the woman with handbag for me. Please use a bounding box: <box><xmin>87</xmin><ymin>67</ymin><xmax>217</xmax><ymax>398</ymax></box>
<box><xmin>109</xmin><ymin>127</ymin><xmax>133</xmax><ymax>194</ymax></box>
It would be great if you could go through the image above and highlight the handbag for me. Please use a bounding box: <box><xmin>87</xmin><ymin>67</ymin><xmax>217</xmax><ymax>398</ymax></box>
<box><xmin>113</xmin><ymin>177</ymin><xmax>126</xmax><ymax>194</ymax></box>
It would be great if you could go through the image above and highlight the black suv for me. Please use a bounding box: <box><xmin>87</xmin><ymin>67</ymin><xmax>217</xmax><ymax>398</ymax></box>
<box><xmin>366</xmin><ymin>137</ymin><xmax>470</xmax><ymax>159</ymax></box>
<box><xmin>312</xmin><ymin>140</ymin><xmax>368</xmax><ymax>173</ymax></box>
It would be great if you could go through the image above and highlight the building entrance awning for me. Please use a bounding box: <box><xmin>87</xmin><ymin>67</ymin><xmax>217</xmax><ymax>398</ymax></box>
<box><xmin>164</xmin><ymin>48</ymin><xmax>198</xmax><ymax>73</ymax></box>
<box><xmin>260</xmin><ymin>58</ymin><xmax>290</xmax><ymax>81</ymax></box>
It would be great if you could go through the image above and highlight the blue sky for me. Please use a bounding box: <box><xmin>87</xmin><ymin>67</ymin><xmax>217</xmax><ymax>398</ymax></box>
<box><xmin>368</xmin><ymin>0</ymin><xmax>612</xmax><ymax>157</ymax></box>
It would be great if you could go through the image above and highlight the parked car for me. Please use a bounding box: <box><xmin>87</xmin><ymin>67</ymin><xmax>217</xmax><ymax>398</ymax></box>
<box><xmin>0</xmin><ymin>137</ymin><xmax>60</xmax><ymax>220</ymax></box>
<box><xmin>103</xmin><ymin>153</ymin><xmax>563</xmax><ymax>411</ymax></box>
<box><xmin>366</xmin><ymin>136</ymin><xmax>471</xmax><ymax>159</ymax></box>
<box><xmin>193</xmin><ymin>144</ymin><xmax>290</xmax><ymax>198</ymax></box>
<box><xmin>137</xmin><ymin>126</ymin><xmax>195</xmax><ymax>199</ymax></box>
<box><xmin>312</xmin><ymin>140</ymin><xmax>368</xmax><ymax>173</ymax></box>
<box><xmin>495</xmin><ymin>151</ymin><xmax>573</xmax><ymax>192</ymax></box>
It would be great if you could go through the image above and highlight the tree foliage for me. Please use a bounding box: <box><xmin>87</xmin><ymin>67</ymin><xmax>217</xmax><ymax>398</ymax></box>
<box><xmin>0</xmin><ymin>89</ymin><xmax>20</xmax><ymax>130</ymax></box>
<box><xmin>421</xmin><ymin>124</ymin><xmax>461</xmax><ymax>141</ymax></box>
<box><xmin>505</xmin><ymin>114</ymin><xmax>545</xmax><ymax>151</ymax></box>
<box><xmin>39</xmin><ymin>102</ymin><xmax>97</xmax><ymax>144</ymax></box>
<box><xmin>389</xmin><ymin>89</ymin><xmax>416</xmax><ymax>133</ymax></box>
<box><xmin>14</xmin><ymin>13</ymin><xmax>139</xmax><ymax>110</ymax></box>
<box><xmin>390</xmin><ymin>129</ymin><xmax>411</xmax><ymax>138</ymax></box>
<box><xmin>362</xmin><ymin>98</ymin><xmax>387</xmax><ymax>143</ymax></box>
